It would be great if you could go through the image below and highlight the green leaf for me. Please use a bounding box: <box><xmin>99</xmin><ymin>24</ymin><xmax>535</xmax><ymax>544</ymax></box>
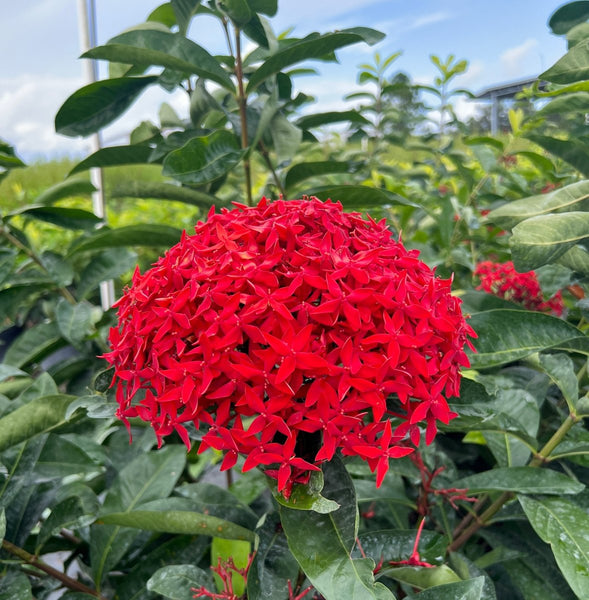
<box><xmin>542</xmin><ymin>40</ymin><xmax>589</xmax><ymax>83</ymax></box>
<box><xmin>147</xmin><ymin>564</ymin><xmax>214</xmax><ymax>600</ymax></box>
<box><xmin>527</xmin><ymin>352</ymin><xmax>578</xmax><ymax>412</ymax></box>
<box><xmin>148</xmin><ymin>3</ymin><xmax>178</xmax><ymax>28</ymax></box>
<box><xmin>549</xmin><ymin>1</ymin><xmax>589</xmax><ymax>34</ymax></box>
<box><xmin>247</xmin><ymin>512</ymin><xmax>299</xmax><ymax>600</ymax></box>
<box><xmin>69</xmin><ymin>224</ymin><xmax>182</xmax><ymax>254</ymax></box>
<box><xmin>519</xmin><ymin>495</ymin><xmax>589</xmax><ymax>598</ymax></box>
<box><xmin>211</xmin><ymin>537</ymin><xmax>251</xmax><ymax>594</ymax></box>
<box><xmin>454</xmin><ymin>467</ymin><xmax>584</xmax><ymax>495</ymax></box>
<box><xmin>468</xmin><ymin>309</ymin><xmax>589</xmax><ymax>369</ymax></box>
<box><xmin>77</xmin><ymin>248</ymin><xmax>137</xmax><ymax>299</ymax></box>
<box><xmin>246</xmin><ymin>28</ymin><xmax>385</xmax><ymax>92</ymax></box>
<box><xmin>526</xmin><ymin>133</ymin><xmax>589</xmax><ymax>177</ymax></box>
<box><xmin>55</xmin><ymin>299</ymin><xmax>95</xmax><ymax>345</ymax></box>
<box><xmin>514</xmin><ymin>150</ymin><xmax>556</xmax><ymax>173</ymax></box>
<box><xmin>0</xmin><ymin>508</ymin><xmax>5</xmax><ymax>542</ymax></box>
<box><xmin>3</xmin><ymin>322</ymin><xmax>65</xmax><ymax>368</ymax></box>
<box><xmin>465</xmin><ymin>136</ymin><xmax>504</xmax><ymax>152</ymax></box>
<box><xmin>269</xmin><ymin>113</ymin><xmax>302</xmax><ymax>163</ymax></box>
<box><xmin>280</xmin><ymin>457</ymin><xmax>394</xmax><ymax>600</ymax></box>
<box><xmin>538</xmin><ymin>92</ymin><xmax>589</xmax><ymax>116</ymax></box>
<box><xmin>408</xmin><ymin>577</ymin><xmax>485</xmax><ymax>600</ymax></box>
<box><xmin>55</xmin><ymin>76</ymin><xmax>159</xmax><ymax>137</ymax></box>
<box><xmin>217</xmin><ymin>0</ymin><xmax>251</xmax><ymax>26</ymax></box>
<box><xmin>99</xmin><ymin>509</ymin><xmax>255</xmax><ymax>541</ymax></box>
<box><xmin>85</xmin><ymin>30</ymin><xmax>234</xmax><ymax>91</ymax></box>
<box><xmin>0</xmin><ymin>571</ymin><xmax>33</xmax><ymax>600</ymax></box>
<box><xmin>34</xmin><ymin>179</ymin><xmax>96</xmax><ymax>205</ymax></box>
<box><xmin>510</xmin><ymin>212</ymin><xmax>589</xmax><ymax>271</ymax></box>
<box><xmin>10</xmin><ymin>205</ymin><xmax>102</xmax><ymax>230</ymax></box>
<box><xmin>295</xmin><ymin>110</ymin><xmax>370</xmax><ymax>130</ymax></box>
<box><xmin>247</xmin><ymin>0</ymin><xmax>277</xmax><ymax>16</ymax></box>
<box><xmin>353</xmin><ymin>529</ymin><xmax>445</xmax><ymax>565</ymax></box>
<box><xmin>40</xmin><ymin>251</ymin><xmax>74</xmax><ymax>287</ymax></box>
<box><xmin>68</xmin><ymin>145</ymin><xmax>154</xmax><ymax>175</ymax></box>
<box><xmin>285</xmin><ymin>160</ymin><xmax>362</xmax><ymax>191</ymax></box>
<box><xmin>381</xmin><ymin>565</ymin><xmax>461</xmax><ymax>590</ymax></box>
<box><xmin>270</xmin><ymin>469</ymin><xmax>340</xmax><ymax>513</ymax></box>
<box><xmin>568</xmin><ymin>22</ymin><xmax>589</xmax><ymax>47</ymax></box>
<box><xmin>162</xmin><ymin>131</ymin><xmax>245</xmax><ymax>184</ymax></box>
<box><xmin>0</xmin><ymin>394</ymin><xmax>76</xmax><ymax>452</ymax></box>
<box><xmin>171</xmin><ymin>0</ymin><xmax>202</xmax><ymax>34</ymax></box>
<box><xmin>308</xmin><ymin>185</ymin><xmax>420</xmax><ymax>209</ymax></box>
<box><xmin>110</xmin><ymin>180</ymin><xmax>222</xmax><ymax>208</ymax></box>
<box><xmin>486</xmin><ymin>180</ymin><xmax>589</xmax><ymax>229</ymax></box>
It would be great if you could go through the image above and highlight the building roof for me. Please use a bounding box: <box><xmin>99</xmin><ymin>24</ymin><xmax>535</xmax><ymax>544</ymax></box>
<box><xmin>475</xmin><ymin>76</ymin><xmax>547</xmax><ymax>100</ymax></box>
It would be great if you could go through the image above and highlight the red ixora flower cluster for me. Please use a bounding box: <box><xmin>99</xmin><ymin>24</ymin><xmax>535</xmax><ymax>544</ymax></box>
<box><xmin>104</xmin><ymin>198</ymin><xmax>475</xmax><ymax>497</ymax></box>
<box><xmin>474</xmin><ymin>260</ymin><xmax>565</xmax><ymax>316</ymax></box>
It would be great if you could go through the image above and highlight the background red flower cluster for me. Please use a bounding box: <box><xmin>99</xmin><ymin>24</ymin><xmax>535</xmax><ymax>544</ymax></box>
<box><xmin>474</xmin><ymin>260</ymin><xmax>565</xmax><ymax>316</ymax></box>
<box><xmin>104</xmin><ymin>198</ymin><xmax>475</xmax><ymax>496</ymax></box>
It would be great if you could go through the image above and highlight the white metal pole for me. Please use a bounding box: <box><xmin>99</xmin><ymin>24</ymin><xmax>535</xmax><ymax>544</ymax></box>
<box><xmin>77</xmin><ymin>0</ymin><xmax>115</xmax><ymax>310</ymax></box>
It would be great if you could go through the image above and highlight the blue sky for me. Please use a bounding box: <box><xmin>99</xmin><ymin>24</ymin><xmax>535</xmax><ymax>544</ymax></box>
<box><xmin>0</xmin><ymin>1</ymin><xmax>568</xmax><ymax>161</ymax></box>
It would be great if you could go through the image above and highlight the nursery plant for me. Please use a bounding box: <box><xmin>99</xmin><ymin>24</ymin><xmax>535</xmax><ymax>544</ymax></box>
<box><xmin>2</xmin><ymin>1</ymin><xmax>589</xmax><ymax>599</ymax></box>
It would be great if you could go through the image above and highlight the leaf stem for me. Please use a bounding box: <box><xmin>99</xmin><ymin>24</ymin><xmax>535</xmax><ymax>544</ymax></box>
<box><xmin>234</xmin><ymin>27</ymin><xmax>252</xmax><ymax>206</ymax></box>
<box><xmin>2</xmin><ymin>539</ymin><xmax>107</xmax><ymax>599</ymax></box>
<box><xmin>258</xmin><ymin>141</ymin><xmax>286</xmax><ymax>197</ymax></box>
<box><xmin>449</xmin><ymin>412</ymin><xmax>580</xmax><ymax>552</ymax></box>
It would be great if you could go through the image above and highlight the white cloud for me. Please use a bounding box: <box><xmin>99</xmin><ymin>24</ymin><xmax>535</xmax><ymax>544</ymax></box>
<box><xmin>500</xmin><ymin>38</ymin><xmax>539</xmax><ymax>78</ymax></box>
<box><xmin>409</xmin><ymin>11</ymin><xmax>450</xmax><ymax>30</ymax></box>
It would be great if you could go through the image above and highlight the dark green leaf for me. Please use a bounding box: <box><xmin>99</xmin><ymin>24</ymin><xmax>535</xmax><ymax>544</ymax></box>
<box><xmin>69</xmin><ymin>224</ymin><xmax>182</xmax><ymax>254</ymax></box>
<box><xmin>246</xmin><ymin>28</ymin><xmax>385</xmax><ymax>92</ymax></box>
<box><xmin>527</xmin><ymin>352</ymin><xmax>578</xmax><ymax>412</ymax></box>
<box><xmin>510</xmin><ymin>212</ymin><xmax>589</xmax><ymax>270</ymax></box>
<box><xmin>549</xmin><ymin>1</ymin><xmax>589</xmax><ymax>34</ymax></box>
<box><xmin>110</xmin><ymin>180</ymin><xmax>222</xmax><ymax>208</ymax></box>
<box><xmin>55</xmin><ymin>76</ymin><xmax>159</xmax><ymax>137</ymax></box>
<box><xmin>380</xmin><ymin>565</ymin><xmax>461</xmax><ymax>590</ymax></box>
<box><xmin>77</xmin><ymin>248</ymin><xmax>137</xmax><ymax>299</ymax></box>
<box><xmin>247</xmin><ymin>0</ymin><xmax>277</xmax><ymax>16</ymax></box>
<box><xmin>0</xmin><ymin>395</ymin><xmax>76</xmax><ymax>452</ymax></box>
<box><xmin>85</xmin><ymin>30</ymin><xmax>234</xmax><ymax>91</ymax></box>
<box><xmin>519</xmin><ymin>495</ymin><xmax>589</xmax><ymax>598</ymax></box>
<box><xmin>280</xmin><ymin>457</ymin><xmax>393</xmax><ymax>600</ymax></box>
<box><xmin>454</xmin><ymin>467</ymin><xmax>584</xmax><ymax>495</ymax></box>
<box><xmin>353</xmin><ymin>529</ymin><xmax>445</xmax><ymax>565</ymax></box>
<box><xmin>39</xmin><ymin>251</ymin><xmax>74</xmax><ymax>286</ymax></box>
<box><xmin>55</xmin><ymin>299</ymin><xmax>95</xmax><ymax>345</ymax></box>
<box><xmin>269</xmin><ymin>113</ymin><xmax>302</xmax><ymax>163</ymax></box>
<box><xmin>538</xmin><ymin>92</ymin><xmax>589</xmax><ymax>116</ymax></box>
<box><xmin>408</xmin><ymin>577</ymin><xmax>485</xmax><ymax>600</ymax></box>
<box><xmin>308</xmin><ymin>185</ymin><xmax>420</xmax><ymax>209</ymax></box>
<box><xmin>10</xmin><ymin>205</ymin><xmax>102</xmax><ymax>230</ymax></box>
<box><xmin>271</xmin><ymin>469</ymin><xmax>339</xmax><ymax>513</ymax></box>
<box><xmin>171</xmin><ymin>0</ymin><xmax>202</xmax><ymax>34</ymax></box>
<box><xmin>465</xmin><ymin>136</ymin><xmax>504</xmax><ymax>151</ymax></box>
<box><xmin>0</xmin><ymin>283</ymin><xmax>51</xmax><ymax>321</ymax></box>
<box><xmin>285</xmin><ymin>160</ymin><xmax>362</xmax><ymax>191</ymax></box>
<box><xmin>514</xmin><ymin>150</ymin><xmax>556</xmax><ymax>173</ymax></box>
<box><xmin>162</xmin><ymin>131</ymin><xmax>245</xmax><ymax>184</ymax></box>
<box><xmin>148</xmin><ymin>3</ymin><xmax>178</xmax><ymax>28</ymax></box>
<box><xmin>99</xmin><ymin>509</ymin><xmax>255</xmax><ymax>541</ymax></box>
<box><xmin>526</xmin><ymin>133</ymin><xmax>589</xmax><ymax>177</ymax></box>
<box><xmin>468</xmin><ymin>309</ymin><xmax>589</xmax><ymax>369</ymax></box>
<box><xmin>34</xmin><ymin>179</ymin><xmax>96</xmax><ymax>205</ymax></box>
<box><xmin>147</xmin><ymin>564</ymin><xmax>214</xmax><ymax>600</ymax></box>
<box><xmin>3</xmin><ymin>322</ymin><xmax>65</xmax><ymax>368</ymax></box>
<box><xmin>0</xmin><ymin>571</ymin><xmax>32</xmax><ymax>600</ymax></box>
<box><xmin>217</xmin><ymin>0</ymin><xmax>251</xmax><ymax>26</ymax></box>
<box><xmin>486</xmin><ymin>180</ymin><xmax>589</xmax><ymax>229</ymax></box>
<box><xmin>295</xmin><ymin>110</ymin><xmax>370</xmax><ymax>130</ymax></box>
<box><xmin>68</xmin><ymin>145</ymin><xmax>154</xmax><ymax>175</ymax></box>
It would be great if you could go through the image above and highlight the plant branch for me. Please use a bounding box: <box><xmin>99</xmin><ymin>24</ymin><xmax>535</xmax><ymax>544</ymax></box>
<box><xmin>258</xmin><ymin>141</ymin><xmax>286</xmax><ymax>197</ymax></box>
<box><xmin>234</xmin><ymin>27</ymin><xmax>252</xmax><ymax>206</ymax></box>
<box><xmin>449</xmin><ymin>412</ymin><xmax>580</xmax><ymax>552</ymax></box>
<box><xmin>2</xmin><ymin>539</ymin><xmax>107</xmax><ymax>600</ymax></box>
<box><xmin>0</xmin><ymin>224</ymin><xmax>77</xmax><ymax>304</ymax></box>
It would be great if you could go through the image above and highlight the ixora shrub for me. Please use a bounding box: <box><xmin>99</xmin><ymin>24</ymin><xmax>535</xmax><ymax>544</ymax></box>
<box><xmin>104</xmin><ymin>197</ymin><xmax>475</xmax><ymax>497</ymax></box>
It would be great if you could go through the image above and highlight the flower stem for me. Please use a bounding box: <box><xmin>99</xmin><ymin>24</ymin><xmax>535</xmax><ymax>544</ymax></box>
<box><xmin>2</xmin><ymin>539</ymin><xmax>106</xmax><ymax>599</ymax></box>
<box><xmin>234</xmin><ymin>27</ymin><xmax>252</xmax><ymax>207</ymax></box>
<box><xmin>449</xmin><ymin>412</ymin><xmax>580</xmax><ymax>552</ymax></box>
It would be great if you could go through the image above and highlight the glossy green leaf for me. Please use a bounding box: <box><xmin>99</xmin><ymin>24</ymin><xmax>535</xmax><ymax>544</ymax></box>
<box><xmin>526</xmin><ymin>133</ymin><xmax>589</xmax><ymax>177</ymax></box>
<box><xmin>0</xmin><ymin>571</ymin><xmax>33</xmax><ymax>600</ymax></box>
<box><xmin>0</xmin><ymin>508</ymin><xmax>5</xmax><ymax>542</ymax></box>
<box><xmin>77</xmin><ymin>248</ymin><xmax>137</xmax><ymax>299</ymax></box>
<box><xmin>110</xmin><ymin>180</ymin><xmax>222</xmax><ymax>208</ymax></box>
<box><xmin>269</xmin><ymin>113</ymin><xmax>302</xmax><ymax>163</ymax></box>
<box><xmin>0</xmin><ymin>364</ymin><xmax>27</xmax><ymax>383</ymax></box>
<box><xmin>69</xmin><ymin>224</ymin><xmax>182</xmax><ymax>254</ymax></box>
<box><xmin>3</xmin><ymin>322</ymin><xmax>65</xmax><ymax>368</ymax></box>
<box><xmin>147</xmin><ymin>564</ymin><xmax>214</xmax><ymax>600</ymax></box>
<box><xmin>38</xmin><ymin>251</ymin><xmax>74</xmax><ymax>287</ymax></box>
<box><xmin>55</xmin><ymin>76</ymin><xmax>158</xmax><ymax>137</ymax></box>
<box><xmin>381</xmin><ymin>565</ymin><xmax>461</xmax><ymax>590</ymax></box>
<box><xmin>454</xmin><ymin>466</ymin><xmax>584</xmax><ymax>495</ymax></box>
<box><xmin>163</xmin><ymin>131</ymin><xmax>245</xmax><ymax>184</ymax></box>
<box><xmin>246</xmin><ymin>28</ymin><xmax>385</xmax><ymax>92</ymax></box>
<box><xmin>528</xmin><ymin>352</ymin><xmax>578</xmax><ymax>412</ymax></box>
<box><xmin>34</xmin><ymin>179</ymin><xmax>96</xmax><ymax>205</ymax></box>
<box><xmin>68</xmin><ymin>145</ymin><xmax>153</xmax><ymax>175</ymax></box>
<box><xmin>0</xmin><ymin>283</ymin><xmax>51</xmax><ymax>322</ymax></box>
<box><xmin>549</xmin><ymin>1</ymin><xmax>589</xmax><ymax>34</ymax></box>
<box><xmin>211</xmin><ymin>537</ymin><xmax>251</xmax><ymax>594</ymax></box>
<box><xmin>171</xmin><ymin>0</ymin><xmax>202</xmax><ymax>33</ymax></box>
<box><xmin>353</xmin><ymin>529</ymin><xmax>445</xmax><ymax>565</ymax></box>
<box><xmin>271</xmin><ymin>469</ymin><xmax>340</xmax><ymax>513</ymax></box>
<box><xmin>538</xmin><ymin>92</ymin><xmax>589</xmax><ymax>116</ymax></box>
<box><xmin>35</xmin><ymin>434</ymin><xmax>104</xmax><ymax>479</ymax></box>
<box><xmin>285</xmin><ymin>160</ymin><xmax>362</xmax><ymax>191</ymax></box>
<box><xmin>280</xmin><ymin>457</ymin><xmax>393</xmax><ymax>600</ymax></box>
<box><xmin>308</xmin><ymin>184</ymin><xmax>420</xmax><ymax>208</ymax></box>
<box><xmin>567</xmin><ymin>22</ymin><xmax>589</xmax><ymax>47</ymax></box>
<box><xmin>467</xmin><ymin>309</ymin><xmax>589</xmax><ymax>369</ymax></box>
<box><xmin>557</xmin><ymin>244</ymin><xmax>589</xmax><ymax>272</ymax></box>
<box><xmin>510</xmin><ymin>212</ymin><xmax>589</xmax><ymax>270</ymax></box>
<box><xmin>247</xmin><ymin>512</ymin><xmax>299</xmax><ymax>600</ymax></box>
<box><xmin>542</xmin><ymin>38</ymin><xmax>589</xmax><ymax>83</ymax></box>
<box><xmin>408</xmin><ymin>577</ymin><xmax>485</xmax><ymax>600</ymax></box>
<box><xmin>85</xmin><ymin>30</ymin><xmax>234</xmax><ymax>91</ymax></box>
<box><xmin>10</xmin><ymin>205</ymin><xmax>102</xmax><ymax>230</ymax></box>
<box><xmin>99</xmin><ymin>509</ymin><xmax>255</xmax><ymax>541</ymax></box>
<box><xmin>248</xmin><ymin>0</ymin><xmax>277</xmax><ymax>15</ymax></box>
<box><xmin>217</xmin><ymin>0</ymin><xmax>251</xmax><ymax>26</ymax></box>
<box><xmin>0</xmin><ymin>394</ymin><xmax>76</xmax><ymax>452</ymax></box>
<box><xmin>486</xmin><ymin>180</ymin><xmax>589</xmax><ymax>229</ymax></box>
<box><xmin>55</xmin><ymin>299</ymin><xmax>95</xmax><ymax>345</ymax></box>
<box><xmin>519</xmin><ymin>495</ymin><xmax>589</xmax><ymax>598</ymax></box>
<box><xmin>295</xmin><ymin>110</ymin><xmax>370</xmax><ymax>130</ymax></box>
<box><xmin>148</xmin><ymin>2</ymin><xmax>178</xmax><ymax>28</ymax></box>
